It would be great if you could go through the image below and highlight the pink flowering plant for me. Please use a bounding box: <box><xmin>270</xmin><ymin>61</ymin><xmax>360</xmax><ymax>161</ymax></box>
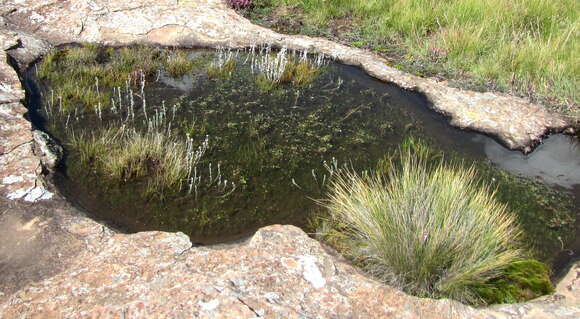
<box><xmin>228</xmin><ymin>0</ymin><xmax>253</xmax><ymax>8</ymax></box>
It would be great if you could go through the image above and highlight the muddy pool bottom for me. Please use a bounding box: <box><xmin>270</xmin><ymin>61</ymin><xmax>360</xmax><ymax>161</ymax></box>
<box><xmin>24</xmin><ymin>47</ymin><xmax>580</xmax><ymax>276</ymax></box>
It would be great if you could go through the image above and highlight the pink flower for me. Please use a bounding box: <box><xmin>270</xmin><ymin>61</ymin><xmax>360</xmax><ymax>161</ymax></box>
<box><xmin>228</xmin><ymin>0</ymin><xmax>252</xmax><ymax>8</ymax></box>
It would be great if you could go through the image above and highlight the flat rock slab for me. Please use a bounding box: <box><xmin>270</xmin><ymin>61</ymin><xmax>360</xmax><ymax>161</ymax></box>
<box><xmin>0</xmin><ymin>221</ymin><xmax>578</xmax><ymax>319</ymax></box>
<box><xmin>0</xmin><ymin>0</ymin><xmax>572</xmax><ymax>151</ymax></box>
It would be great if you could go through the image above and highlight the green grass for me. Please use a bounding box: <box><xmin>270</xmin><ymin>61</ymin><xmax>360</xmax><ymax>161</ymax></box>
<box><xmin>37</xmin><ymin>45</ymin><xmax>206</xmax><ymax>113</ymax></box>
<box><xmin>165</xmin><ymin>51</ymin><xmax>196</xmax><ymax>77</ymax></box>
<box><xmin>251</xmin><ymin>0</ymin><xmax>579</xmax><ymax>118</ymax></box>
<box><xmin>281</xmin><ymin>59</ymin><xmax>321</xmax><ymax>86</ymax></box>
<box><xmin>69</xmin><ymin>126</ymin><xmax>206</xmax><ymax>199</ymax></box>
<box><xmin>207</xmin><ymin>58</ymin><xmax>238</xmax><ymax>79</ymax></box>
<box><xmin>318</xmin><ymin>145</ymin><xmax>553</xmax><ymax>305</ymax></box>
<box><xmin>255</xmin><ymin>57</ymin><xmax>322</xmax><ymax>91</ymax></box>
<box><xmin>473</xmin><ymin>258</ymin><xmax>553</xmax><ymax>304</ymax></box>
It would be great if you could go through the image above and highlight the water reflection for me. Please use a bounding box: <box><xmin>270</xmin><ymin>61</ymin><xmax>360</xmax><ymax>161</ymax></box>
<box><xmin>475</xmin><ymin>135</ymin><xmax>580</xmax><ymax>189</ymax></box>
<box><xmin>158</xmin><ymin>73</ymin><xmax>199</xmax><ymax>91</ymax></box>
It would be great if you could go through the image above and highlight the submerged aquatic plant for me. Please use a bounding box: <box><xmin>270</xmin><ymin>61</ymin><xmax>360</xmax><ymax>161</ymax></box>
<box><xmin>321</xmin><ymin>149</ymin><xmax>528</xmax><ymax>305</ymax></box>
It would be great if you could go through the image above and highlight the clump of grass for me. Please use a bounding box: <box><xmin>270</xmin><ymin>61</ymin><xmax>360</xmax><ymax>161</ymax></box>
<box><xmin>255</xmin><ymin>74</ymin><xmax>278</xmax><ymax>92</ymax></box>
<box><xmin>165</xmin><ymin>52</ymin><xmax>196</xmax><ymax>77</ymax></box>
<box><xmin>55</xmin><ymin>81</ymin><xmax>110</xmax><ymax>112</ymax></box>
<box><xmin>37</xmin><ymin>49</ymin><xmax>68</xmax><ymax>79</ymax></box>
<box><xmin>255</xmin><ymin>56</ymin><xmax>322</xmax><ymax>91</ymax></box>
<box><xmin>69</xmin><ymin>126</ymin><xmax>208</xmax><ymax>198</ymax></box>
<box><xmin>64</xmin><ymin>44</ymin><xmax>101</xmax><ymax>66</ymax></box>
<box><xmin>110</xmin><ymin>46</ymin><xmax>163</xmax><ymax>81</ymax></box>
<box><xmin>321</xmin><ymin>149</ymin><xmax>527</xmax><ymax>305</ymax></box>
<box><xmin>207</xmin><ymin>58</ymin><xmax>237</xmax><ymax>79</ymax></box>
<box><xmin>281</xmin><ymin>59</ymin><xmax>320</xmax><ymax>87</ymax></box>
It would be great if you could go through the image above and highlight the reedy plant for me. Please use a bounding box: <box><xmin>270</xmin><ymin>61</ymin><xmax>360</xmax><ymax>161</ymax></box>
<box><xmin>70</xmin><ymin>126</ymin><xmax>209</xmax><ymax>199</ymax></box>
<box><xmin>321</xmin><ymin>148</ymin><xmax>525</xmax><ymax>305</ymax></box>
<box><xmin>165</xmin><ymin>51</ymin><xmax>196</xmax><ymax>77</ymax></box>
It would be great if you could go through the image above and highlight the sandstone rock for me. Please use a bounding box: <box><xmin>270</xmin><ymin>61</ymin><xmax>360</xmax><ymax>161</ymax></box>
<box><xmin>0</xmin><ymin>223</ymin><xmax>578</xmax><ymax>319</ymax></box>
<box><xmin>0</xmin><ymin>32</ymin><xmax>44</xmax><ymax>202</ymax></box>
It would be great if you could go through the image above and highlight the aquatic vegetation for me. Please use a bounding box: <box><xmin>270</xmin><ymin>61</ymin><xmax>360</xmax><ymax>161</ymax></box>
<box><xmin>33</xmin><ymin>46</ymin><xmax>577</xmax><ymax>272</ymax></box>
<box><xmin>321</xmin><ymin>149</ymin><xmax>528</xmax><ymax>305</ymax></box>
<box><xmin>253</xmin><ymin>47</ymin><xmax>290</xmax><ymax>84</ymax></box>
<box><xmin>281</xmin><ymin>59</ymin><xmax>321</xmax><ymax>87</ymax></box>
<box><xmin>255</xmin><ymin>74</ymin><xmax>278</xmax><ymax>91</ymax></box>
<box><xmin>165</xmin><ymin>51</ymin><xmax>196</xmax><ymax>78</ymax></box>
<box><xmin>37</xmin><ymin>45</ymin><xmax>167</xmax><ymax>113</ymax></box>
<box><xmin>207</xmin><ymin>58</ymin><xmax>237</xmax><ymax>79</ymax></box>
<box><xmin>69</xmin><ymin>126</ymin><xmax>209</xmax><ymax>199</ymax></box>
<box><xmin>252</xmin><ymin>48</ymin><xmax>325</xmax><ymax>90</ymax></box>
<box><xmin>473</xmin><ymin>258</ymin><xmax>553</xmax><ymax>304</ymax></box>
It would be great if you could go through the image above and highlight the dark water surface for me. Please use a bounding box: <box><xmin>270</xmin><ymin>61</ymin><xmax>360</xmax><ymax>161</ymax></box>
<box><xmin>24</xmin><ymin>48</ymin><xmax>580</xmax><ymax>275</ymax></box>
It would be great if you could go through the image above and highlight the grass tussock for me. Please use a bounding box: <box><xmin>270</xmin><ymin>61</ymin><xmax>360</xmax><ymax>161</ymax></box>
<box><xmin>256</xmin><ymin>57</ymin><xmax>321</xmax><ymax>91</ymax></box>
<box><xmin>69</xmin><ymin>126</ymin><xmax>207</xmax><ymax>198</ymax></box>
<box><xmin>207</xmin><ymin>58</ymin><xmax>237</xmax><ymax>79</ymax></box>
<box><xmin>281</xmin><ymin>59</ymin><xmax>321</xmax><ymax>87</ymax></box>
<box><xmin>259</xmin><ymin>0</ymin><xmax>579</xmax><ymax>117</ymax></box>
<box><xmin>165</xmin><ymin>52</ymin><xmax>196</xmax><ymax>77</ymax></box>
<box><xmin>320</xmin><ymin>147</ymin><xmax>534</xmax><ymax>305</ymax></box>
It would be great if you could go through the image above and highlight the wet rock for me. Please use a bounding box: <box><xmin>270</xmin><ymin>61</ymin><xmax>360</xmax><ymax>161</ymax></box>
<box><xmin>32</xmin><ymin>130</ymin><xmax>62</xmax><ymax>172</ymax></box>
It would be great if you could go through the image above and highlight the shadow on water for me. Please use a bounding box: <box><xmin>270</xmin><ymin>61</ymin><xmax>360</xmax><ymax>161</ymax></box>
<box><xmin>21</xmin><ymin>47</ymin><xmax>580</xmax><ymax>277</ymax></box>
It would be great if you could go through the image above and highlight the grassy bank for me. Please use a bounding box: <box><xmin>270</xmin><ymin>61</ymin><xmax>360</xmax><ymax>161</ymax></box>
<box><xmin>244</xmin><ymin>0</ymin><xmax>579</xmax><ymax>120</ymax></box>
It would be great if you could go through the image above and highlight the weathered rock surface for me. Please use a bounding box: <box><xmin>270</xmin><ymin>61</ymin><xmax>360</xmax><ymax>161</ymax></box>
<box><xmin>0</xmin><ymin>30</ymin><xmax>52</xmax><ymax>202</ymax></box>
<box><xmin>0</xmin><ymin>1</ymin><xmax>578</xmax><ymax>318</ymax></box>
<box><xmin>0</xmin><ymin>0</ymin><xmax>572</xmax><ymax>151</ymax></box>
<box><xmin>0</xmin><ymin>211</ymin><xmax>578</xmax><ymax>319</ymax></box>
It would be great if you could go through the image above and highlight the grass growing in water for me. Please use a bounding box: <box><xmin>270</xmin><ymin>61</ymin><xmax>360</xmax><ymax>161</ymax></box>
<box><xmin>165</xmin><ymin>51</ymin><xmax>196</xmax><ymax>77</ymax></box>
<box><xmin>319</xmin><ymin>145</ymin><xmax>553</xmax><ymax>305</ymax></box>
<box><xmin>250</xmin><ymin>0</ymin><xmax>579</xmax><ymax>117</ymax></box>
<box><xmin>37</xmin><ymin>45</ymin><xmax>204</xmax><ymax>112</ymax></box>
<box><xmin>207</xmin><ymin>58</ymin><xmax>237</xmax><ymax>79</ymax></box>
<box><xmin>255</xmin><ymin>56</ymin><xmax>322</xmax><ymax>91</ymax></box>
<box><xmin>69</xmin><ymin>126</ymin><xmax>208</xmax><ymax>199</ymax></box>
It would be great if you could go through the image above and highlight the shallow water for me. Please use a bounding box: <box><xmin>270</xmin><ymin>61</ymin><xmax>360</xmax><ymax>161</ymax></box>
<box><xmin>475</xmin><ymin>135</ymin><xmax>580</xmax><ymax>189</ymax></box>
<box><xmin>24</xmin><ymin>47</ymin><xmax>579</xmax><ymax>274</ymax></box>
